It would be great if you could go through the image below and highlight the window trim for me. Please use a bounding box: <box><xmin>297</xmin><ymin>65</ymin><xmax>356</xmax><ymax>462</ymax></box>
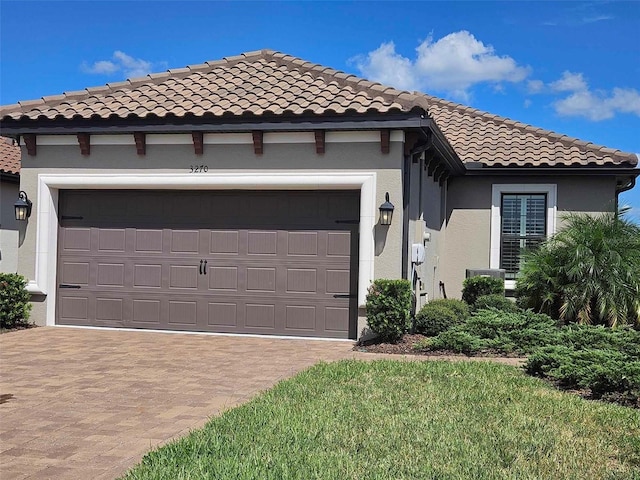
<box><xmin>490</xmin><ymin>184</ymin><xmax>557</xmax><ymax>290</ymax></box>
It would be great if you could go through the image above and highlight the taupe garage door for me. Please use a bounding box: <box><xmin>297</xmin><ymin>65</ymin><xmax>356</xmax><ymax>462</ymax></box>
<box><xmin>56</xmin><ymin>190</ymin><xmax>359</xmax><ymax>339</ymax></box>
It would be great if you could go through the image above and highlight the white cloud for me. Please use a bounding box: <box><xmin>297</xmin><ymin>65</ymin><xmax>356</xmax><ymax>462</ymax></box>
<box><xmin>527</xmin><ymin>79</ymin><xmax>544</xmax><ymax>94</ymax></box>
<box><xmin>554</xmin><ymin>87</ymin><xmax>640</xmax><ymax>121</ymax></box>
<box><xmin>549</xmin><ymin>71</ymin><xmax>588</xmax><ymax>92</ymax></box>
<box><xmin>524</xmin><ymin>71</ymin><xmax>640</xmax><ymax>121</ymax></box>
<box><xmin>353</xmin><ymin>31</ymin><xmax>530</xmax><ymax>100</ymax></box>
<box><xmin>351</xmin><ymin>42</ymin><xmax>418</xmax><ymax>92</ymax></box>
<box><xmin>81</xmin><ymin>51</ymin><xmax>158</xmax><ymax>78</ymax></box>
<box><xmin>523</xmin><ymin>99</ymin><xmax>532</xmax><ymax>108</ymax></box>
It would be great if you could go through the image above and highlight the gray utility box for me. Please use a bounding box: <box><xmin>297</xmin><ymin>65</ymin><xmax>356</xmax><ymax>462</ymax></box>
<box><xmin>466</xmin><ymin>269</ymin><xmax>506</xmax><ymax>280</ymax></box>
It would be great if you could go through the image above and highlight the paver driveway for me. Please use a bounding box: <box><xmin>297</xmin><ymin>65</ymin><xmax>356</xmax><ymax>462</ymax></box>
<box><xmin>0</xmin><ymin>327</ymin><xmax>357</xmax><ymax>479</ymax></box>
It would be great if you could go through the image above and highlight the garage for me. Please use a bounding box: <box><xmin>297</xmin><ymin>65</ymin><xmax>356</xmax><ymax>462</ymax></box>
<box><xmin>56</xmin><ymin>190</ymin><xmax>360</xmax><ymax>339</ymax></box>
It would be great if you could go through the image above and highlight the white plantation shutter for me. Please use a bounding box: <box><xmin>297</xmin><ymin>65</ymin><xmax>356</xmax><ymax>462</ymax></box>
<box><xmin>500</xmin><ymin>194</ymin><xmax>547</xmax><ymax>280</ymax></box>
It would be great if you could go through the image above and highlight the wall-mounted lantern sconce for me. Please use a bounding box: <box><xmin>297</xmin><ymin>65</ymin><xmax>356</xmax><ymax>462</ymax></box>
<box><xmin>14</xmin><ymin>191</ymin><xmax>32</xmax><ymax>221</ymax></box>
<box><xmin>379</xmin><ymin>192</ymin><xmax>394</xmax><ymax>226</ymax></box>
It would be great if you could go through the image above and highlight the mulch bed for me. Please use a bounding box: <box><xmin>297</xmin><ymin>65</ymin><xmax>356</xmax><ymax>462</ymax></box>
<box><xmin>0</xmin><ymin>324</ymin><xmax>38</xmax><ymax>334</ymax></box>
<box><xmin>354</xmin><ymin>333</ymin><xmax>523</xmax><ymax>359</ymax></box>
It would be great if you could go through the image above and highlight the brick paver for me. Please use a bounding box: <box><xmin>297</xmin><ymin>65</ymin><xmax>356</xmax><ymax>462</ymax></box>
<box><xmin>0</xmin><ymin>327</ymin><xmax>523</xmax><ymax>479</ymax></box>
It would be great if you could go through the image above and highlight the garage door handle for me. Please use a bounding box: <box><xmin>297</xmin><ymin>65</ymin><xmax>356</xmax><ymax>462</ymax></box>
<box><xmin>333</xmin><ymin>294</ymin><xmax>355</xmax><ymax>298</ymax></box>
<box><xmin>199</xmin><ymin>260</ymin><xmax>203</xmax><ymax>275</ymax></box>
<box><xmin>59</xmin><ymin>284</ymin><xmax>81</xmax><ymax>289</ymax></box>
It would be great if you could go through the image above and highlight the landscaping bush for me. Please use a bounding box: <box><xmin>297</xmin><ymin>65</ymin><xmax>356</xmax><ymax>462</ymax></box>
<box><xmin>421</xmin><ymin>330</ymin><xmax>486</xmax><ymax>354</ymax></box>
<box><xmin>422</xmin><ymin>308</ymin><xmax>559</xmax><ymax>355</ymax></box>
<box><xmin>0</xmin><ymin>273</ymin><xmax>32</xmax><ymax>329</ymax></box>
<box><xmin>473</xmin><ymin>294</ymin><xmax>520</xmax><ymax>313</ymax></box>
<box><xmin>427</xmin><ymin>298</ymin><xmax>470</xmax><ymax>320</ymax></box>
<box><xmin>365</xmin><ymin>279</ymin><xmax>412</xmax><ymax>342</ymax></box>
<box><xmin>462</xmin><ymin>276</ymin><xmax>504</xmax><ymax>306</ymax></box>
<box><xmin>515</xmin><ymin>210</ymin><xmax>640</xmax><ymax>327</ymax></box>
<box><xmin>526</xmin><ymin>346</ymin><xmax>640</xmax><ymax>404</ymax></box>
<box><xmin>414</xmin><ymin>303</ymin><xmax>462</xmax><ymax>337</ymax></box>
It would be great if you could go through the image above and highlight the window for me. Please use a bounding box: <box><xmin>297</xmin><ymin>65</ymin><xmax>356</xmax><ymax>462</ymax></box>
<box><xmin>490</xmin><ymin>184</ymin><xmax>556</xmax><ymax>289</ymax></box>
<box><xmin>500</xmin><ymin>194</ymin><xmax>546</xmax><ymax>280</ymax></box>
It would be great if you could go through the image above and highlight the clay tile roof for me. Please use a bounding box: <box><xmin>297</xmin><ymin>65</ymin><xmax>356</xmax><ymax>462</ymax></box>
<box><xmin>0</xmin><ymin>49</ymin><xmax>636</xmax><ymax>169</ymax></box>
<box><xmin>421</xmin><ymin>94</ymin><xmax>637</xmax><ymax>168</ymax></box>
<box><xmin>0</xmin><ymin>136</ymin><xmax>21</xmax><ymax>175</ymax></box>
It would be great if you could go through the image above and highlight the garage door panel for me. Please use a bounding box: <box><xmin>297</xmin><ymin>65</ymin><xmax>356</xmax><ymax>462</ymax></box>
<box><xmin>169</xmin><ymin>265</ymin><xmax>199</xmax><ymax>289</ymax></box>
<box><xmin>246</xmin><ymin>268</ymin><xmax>276</xmax><ymax>292</ymax></box>
<box><xmin>133</xmin><ymin>264</ymin><xmax>163</xmax><ymax>288</ymax></box>
<box><xmin>325</xmin><ymin>307</ymin><xmax>350</xmax><ymax>333</ymax></box>
<box><xmin>285</xmin><ymin>305</ymin><xmax>316</xmax><ymax>331</ymax></box>
<box><xmin>247</xmin><ymin>231</ymin><xmax>278</xmax><ymax>255</ymax></box>
<box><xmin>132</xmin><ymin>299</ymin><xmax>162</xmax><ymax>324</ymax></box>
<box><xmin>95</xmin><ymin>298</ymin><xmax>124</xmax><ymax>322</ymax></box>
<box><xmin>168</xmin><ymin>301</ymin><xmax>198</xmax><ymax>325</ymax></box>
<box><xmin>170</xmin><ymin>231</ymin><xmax>200</xmax><ymax>254</ymax></box>
<box><xmin>61</xmin><ymin>228</ymin><xmax>92</xmax><ymax>252</ymax></box>
<box><xmin>60</xmin><ymin>262</ymin><xmax>90</xmax><ymax>286</ymax></box>
<box><xmin>96</xmin><ymin>263</ymin><xmax>126</xmax><ymax>287</ymax></box>
<box><xmin>287</xmin><ymin>232</ymin><xmax>318</xmax><ymax>256</ymax></box>
<box><xmin>134</xmin><ymin>229</ymin><xmax>164</xmax><ymax>253</ymax></box>
<box><xmin>286</xmin><ymin>268</ymin><xmax>317</xmax><ymax>293</ymax></box>
<box><xmin>208</xmin><ymin>266</ymin><xmax>238</xmax><ymax>291</ymax></box>
<box><xmin>97</xmin><ymin>229</ymin><xmax>126</xmax><ymax>252</ymax></box>
<box><xmin>58</xmin><ymin>190</ymin><xmax>358</xmax><ymax>338</ymax></box>
<box><xmin>207</xmin><ymin>302</ymin><xmax>238</xmax><ymax>327</ymax></box>
<box><xmin>209</xmin><ymin>231</ymin><xmax>240</xmax><ymax>254</ymax></box>
<box><xmin>59</xmin><ymin>296</ymin><xmax>89</xmax><ymax>323</ymax></box>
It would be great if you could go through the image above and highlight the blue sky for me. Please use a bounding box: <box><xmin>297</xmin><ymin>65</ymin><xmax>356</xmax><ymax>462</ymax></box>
<box><xmin>1</xmin><ymin>0</ymin><xmax>639</xmax><ymax>215</ymax></box>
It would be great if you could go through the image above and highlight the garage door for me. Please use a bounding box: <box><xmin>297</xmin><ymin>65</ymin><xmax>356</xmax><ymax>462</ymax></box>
<box><xmin>56</xmin><ymin>190</ymin><xmax>359</xmax><ymax>339</ymax></box>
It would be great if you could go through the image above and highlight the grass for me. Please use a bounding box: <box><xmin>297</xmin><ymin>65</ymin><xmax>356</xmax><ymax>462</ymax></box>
<box><xmin>123</xmin><ymin>360</ymin><xmax>640</xmax><ymax>480</ymax></box>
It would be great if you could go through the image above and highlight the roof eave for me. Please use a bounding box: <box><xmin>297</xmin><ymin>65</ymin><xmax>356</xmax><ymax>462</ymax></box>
<box><xmin>0</xmin><ymin>112</ymin><xmax>427</xmax><ymax>136</ymax></box>
<box><xmin>463</xmin><ymin>166</ymin><xmax>640</xmax><ymax>176</ymax></box>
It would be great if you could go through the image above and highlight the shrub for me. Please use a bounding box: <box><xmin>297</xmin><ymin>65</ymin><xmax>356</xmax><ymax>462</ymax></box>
<box><xmin>422</xmin><ymin>330</ymin><xmax>487</xmax><ymax>355</ymax></box>
<box><xmin>0</xmin><ymin>273</ymin><xmax>32</xmax><ymax>329</ymax></box>
<box><xmin>474</xmin><ymin>294</ymin><xmax>520</xmax><ymax>313</ymax></box>
<box><xmin>515</xmin><ymin>210</ymin><xmax>640</xmax><ymax>327</ymax></box>
<box><xmin>365</xmin><ymin>279</ymin><xmax>412</xmax><ymax>342</ymax></box>
<box><xmin>463</xmin><ymin>309</ymin><xmax>559</xmax><ymax>354</ymax></box>
<box><xmin>414</xmin><ymin>304</ymin><xmax>461</xmax><ymax>337</ymax></box>
<box><xmin>525</xmin><ymin>346</ymin><xmax>640</xmax><ymax>402</ymax></box>
<box><xmin>462</xmin><ymin>276</ymin><xmax>504</xmax><ymax>306</ymax></box>
<box><xmin>427</xmin><ymin>298</ymin><xmax>470</xmax><ymax>320</ymax></box>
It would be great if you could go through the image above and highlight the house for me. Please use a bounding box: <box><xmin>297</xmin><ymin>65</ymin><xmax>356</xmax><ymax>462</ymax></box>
<box><xmin>0</xmin><ymin>49</ymin><xmax>637</xmax><ymax>339</ymax></box>
<box><xmin>0</xmin><ymin>136</ymin><xmax>21</xmax><ymax>273</ymax></box>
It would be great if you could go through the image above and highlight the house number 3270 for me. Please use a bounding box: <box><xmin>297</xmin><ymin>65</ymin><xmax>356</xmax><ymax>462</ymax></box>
<box><xmin>190</xmin><ymin>165</ymin><xmax>209</xmax><ymax>173</ymax></box>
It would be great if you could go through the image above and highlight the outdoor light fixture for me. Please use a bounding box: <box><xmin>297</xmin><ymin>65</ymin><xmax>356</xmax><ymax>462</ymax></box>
<box><xmin>379</xmin><ymin>192</ymin><xmax>394</xmax><ymax>226</ymax></box>
<box><xmin>14</xmin><ymin>191</ymin><xmax>32</xmax><ymax>221</ymax></box>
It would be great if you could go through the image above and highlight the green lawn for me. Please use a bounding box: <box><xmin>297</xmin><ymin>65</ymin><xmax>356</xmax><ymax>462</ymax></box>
<box><xmin>123</xmin><ymin>360</ymin><xmax>640</xmax><ymax>480</ymax></box>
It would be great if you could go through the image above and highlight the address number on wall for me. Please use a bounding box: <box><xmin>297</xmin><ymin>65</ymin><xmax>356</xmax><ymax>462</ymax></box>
<box><xmin>190</xmin><ymin>165</ymin><xmax>209</xmax><ymax>173</ymax></box>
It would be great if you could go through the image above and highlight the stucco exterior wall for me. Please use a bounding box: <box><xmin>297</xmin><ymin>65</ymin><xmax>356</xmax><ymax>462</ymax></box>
<box><xmin>16</xmin><ymin>133</ymin><xmax>406</xmax><ymax>331</ymax></box>
<box><xmin>441</xmin><ymin>175</ymin><xmax>619</xmax><ymax>299</ymax></box>
<box><xmin>406</xmin><ymin>157</ymin><xmax>447</xmax><ymax>311</ymax></box>
<box><xmin>0</xmin><ymin>179</ymin><xmax>19</xmax><ymax>273</ymax></box>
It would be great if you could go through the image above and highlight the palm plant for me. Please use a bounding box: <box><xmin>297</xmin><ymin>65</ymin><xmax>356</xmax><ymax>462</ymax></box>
<box><xmin>515</xmin><ymin>209</ymin><xmax>640</xmax><ymax>327</ymax></box>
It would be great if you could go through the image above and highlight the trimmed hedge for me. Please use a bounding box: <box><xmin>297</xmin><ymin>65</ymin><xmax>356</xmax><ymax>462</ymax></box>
<box><xmin>365</xmin><ymin>279</ymin><xmax>412</xmax><ymax>342</ymax></box>
<box><xmin>415</xmin><ymin>299</ymin><xmax>469</xmax><ymax>337</ymax></box>
<box><xmin>462</xmin><ymin>276</ymin><xmax>504</xmax><ymax>306</ymax></box>
<box><xmin>0</xmin><ymin>273</ymin><xmax>32</xmax><ymax>329</ymax></box>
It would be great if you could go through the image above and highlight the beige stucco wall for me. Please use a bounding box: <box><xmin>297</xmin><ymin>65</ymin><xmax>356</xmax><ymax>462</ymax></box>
<box><xmin>0</xmin><ymin>179</ymin><xmax>20</xmax><ymax>273</ymax></box>
<box><xmin>441</xmin><ymin>174</ymin><xmax>619</xmax><ymax>299</ymax></box>
<box><xmin>406</xmin><ymin>157</ymin><xmax>448</xmax><ymax>310</ymax></box>
<box><xmin>16</xmin><ymin>135</ymin><xmax>406</xmax><ymax>332</ymax></box>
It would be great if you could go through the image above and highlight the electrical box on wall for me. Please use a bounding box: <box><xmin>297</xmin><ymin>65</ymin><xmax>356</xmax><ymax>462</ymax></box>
<box><xmin>411</xmin><ymin>243</ymin><xmax>425</xmax><ymax>264</ymax></box>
